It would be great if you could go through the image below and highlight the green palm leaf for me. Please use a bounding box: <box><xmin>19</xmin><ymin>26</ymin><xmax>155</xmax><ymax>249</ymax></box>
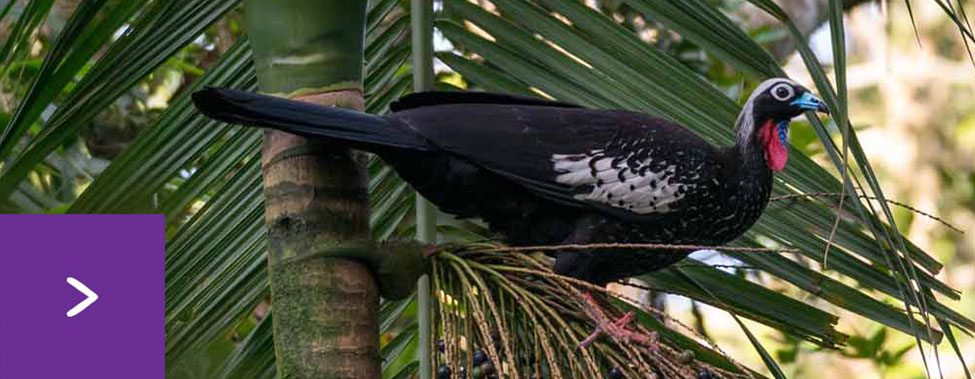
<box><xmin>435</xmin><ymin>0</ymin><xmax>973</xmax><ymax>374</ymax></box>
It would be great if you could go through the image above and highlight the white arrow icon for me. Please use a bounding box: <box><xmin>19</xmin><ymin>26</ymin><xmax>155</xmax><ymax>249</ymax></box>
<box><xmin>66</xmin><ymin>277</ymin><xmax>99</xmax><ymax>317</ymax></box>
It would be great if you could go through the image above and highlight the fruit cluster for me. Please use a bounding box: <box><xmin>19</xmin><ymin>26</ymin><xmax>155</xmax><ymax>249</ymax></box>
<box><xmin>436</xmin><ymin>338</ymin><xmax>498</xmax><ymax>379</ymax></box>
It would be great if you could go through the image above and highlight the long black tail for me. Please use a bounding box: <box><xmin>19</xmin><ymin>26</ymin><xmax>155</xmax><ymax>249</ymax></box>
<box><xmin>192</xmin><ymin>87</ymin><xmax>431</xmax><ymax>152</ymax></box>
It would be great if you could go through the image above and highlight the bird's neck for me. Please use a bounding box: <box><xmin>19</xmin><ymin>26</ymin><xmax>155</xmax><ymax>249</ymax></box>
<box><xmin>718</xmin><ymin>137</ymin><xmax>774</xmax><ymax>223</ymax></box>
<box><xmin>728</xmin><ymin>106</ymin><xmax>776</xmax><ymax>190</ymax></box>
<box><xmin>733</xmin><ymin>102</ymin><xmax>764</xmax><ymax>155</ymax></box>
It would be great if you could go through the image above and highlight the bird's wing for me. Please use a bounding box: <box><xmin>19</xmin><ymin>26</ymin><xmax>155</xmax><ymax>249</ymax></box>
<box><xmin>392</xmin><ymin>104</ymin><xmax>722</xmax><ymax>220</ymax></box>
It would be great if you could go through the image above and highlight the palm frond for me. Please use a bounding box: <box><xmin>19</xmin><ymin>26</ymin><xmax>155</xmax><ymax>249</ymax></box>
<box><xmin>436</xmin><ymin>0</ymin><xmax>973</xmax><ymax>374</ymax></box>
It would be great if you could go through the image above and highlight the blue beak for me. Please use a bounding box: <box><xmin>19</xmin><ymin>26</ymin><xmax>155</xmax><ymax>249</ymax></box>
<box><xmin>791</xmin><ymin>92</ymin><xmax>829</xmax><ymax>114</ymax></box>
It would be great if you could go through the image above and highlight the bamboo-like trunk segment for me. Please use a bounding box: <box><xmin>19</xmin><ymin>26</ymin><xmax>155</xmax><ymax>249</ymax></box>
<box><xmin>244</xmin><ymin>0</ymin><xmax>378</xmax><ymax>377</ymax></box>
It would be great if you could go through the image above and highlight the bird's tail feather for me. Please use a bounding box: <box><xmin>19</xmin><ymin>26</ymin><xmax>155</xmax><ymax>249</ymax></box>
<box><xmin>192</xmin><ymin>87</ymin><xmax>430</xmax><ymax>152</ymax></box>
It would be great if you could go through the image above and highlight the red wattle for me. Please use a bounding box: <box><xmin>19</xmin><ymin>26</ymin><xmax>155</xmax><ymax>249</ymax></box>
<box><xmin>759</xmin><ymin>121</ymin><xmax>788</xmax><ymax>171</ymax></box>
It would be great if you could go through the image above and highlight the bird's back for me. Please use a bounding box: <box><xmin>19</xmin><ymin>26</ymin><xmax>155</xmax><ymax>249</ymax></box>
<box><xmin>384</xmin><ymin>102</ymin><xmax>745</xmax><ymax>243</ymax></box>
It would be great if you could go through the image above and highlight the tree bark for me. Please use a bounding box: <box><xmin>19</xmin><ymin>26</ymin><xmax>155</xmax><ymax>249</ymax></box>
<box><xmin>243</xmin><ymin>1</ymin><xmax>379</xmax><ymax>377</ymax></box>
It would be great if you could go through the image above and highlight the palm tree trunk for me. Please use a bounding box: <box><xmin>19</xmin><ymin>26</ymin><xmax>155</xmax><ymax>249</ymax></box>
<box><xmin>243</xmin><ymin>1</ymin><xmax>378</xmax><ymax>377</ymax></box>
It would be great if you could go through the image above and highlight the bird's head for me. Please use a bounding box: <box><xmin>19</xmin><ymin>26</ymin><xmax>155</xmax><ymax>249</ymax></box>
<box><xmin>736</xmin><ymin>78</ymin><xmax>829</xmax><ymax>172</ymax></box>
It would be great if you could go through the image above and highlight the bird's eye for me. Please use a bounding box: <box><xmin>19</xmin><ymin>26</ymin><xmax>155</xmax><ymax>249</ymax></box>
<box><xmin>770</xmin><ymin>84</ymin><xmax>794</xmax><ymax>101</ymax></box>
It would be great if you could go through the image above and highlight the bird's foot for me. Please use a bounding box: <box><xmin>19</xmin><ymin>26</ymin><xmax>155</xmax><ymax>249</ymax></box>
<box><xmin>577</xmin><ymin>292</ymin><xmax>658</xmax><ymax>349</ymax></box>
<box><xmin>577</xmin><ymin>311</ymin><xmax>658</xmax><ymax>349</ymax></box>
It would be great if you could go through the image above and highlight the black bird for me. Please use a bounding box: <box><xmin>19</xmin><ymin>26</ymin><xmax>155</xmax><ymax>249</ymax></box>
<box><xmin>192</xmin><ymin>78</ymin><xmax>828</xmax><ymax>345</ymax></box>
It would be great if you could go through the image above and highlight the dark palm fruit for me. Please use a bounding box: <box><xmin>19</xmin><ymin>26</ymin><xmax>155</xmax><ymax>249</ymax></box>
<box><xmin>480</xmin><ymin>361</ymin><xmax>496</xmax><ymax>375</ymax></box>
<box><xmin>472</xmin><ymin>366</ymin><xmax>484</xmax><ymax>379</ymax></box>
<box><xmin>608</xmin><ymin>367</ymin><xmax>624</xmax><ymax>379</ymax></box>
<box><xmin>437</xmin><ymin>364</ymin><xmax>451</xmax><ymax>379</ymax></box>
<box><xmin>697</xmin><ymin>368</ymin><xmax>713</xmax><ymax>379</ymax></box>
<box><xmin>491</xmin><ymin>331</ymin><xmax>504</xmax><ymax>352</ymax></box>
<box><xmin>437</xmin><ymin>339</ymin><xmax>445</xmax><ymax>353</ymax></box>
<box><xmin>679</xmin><ymin>350</ymin><xmax>695</xmax><ymax>364</ymax></box>
<box><xmin>473</xmin><ymin>349</ymin><xmax>488</xmax><ymax>365</ymax></box>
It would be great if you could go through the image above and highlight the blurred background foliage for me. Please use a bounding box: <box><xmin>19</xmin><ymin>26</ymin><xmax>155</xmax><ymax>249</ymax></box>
<box><xmin>0</xmin><ymin>0</ymin><xmax>972</xmax><ymax>378</ymax></box>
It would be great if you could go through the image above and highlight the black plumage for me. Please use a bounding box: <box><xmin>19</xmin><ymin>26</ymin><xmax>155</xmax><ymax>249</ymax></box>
<box><xmin>192</xmin><ymin>78</ymin><xmax>827</xmax><ymax>286</ymax></box>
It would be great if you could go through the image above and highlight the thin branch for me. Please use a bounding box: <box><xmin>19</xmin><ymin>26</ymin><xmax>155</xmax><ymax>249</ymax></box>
<box><xmin>469</xmin><ymin>243</ymin><xmax>797</xmax><ymax>254</ymax></box>
<box><xmin>770</xmin><ymin>192</ymin><xmax>963</xmax><ymax>233</ymax></box>
<box><xmin>823</xmin><ymin>183</ymin><xmax>848</xmax><ymax>270</ymax></box>
<box><xmin>674</xmin><ymin>263</ymin><xmax>763</xmax><ymax>271</ymax></box>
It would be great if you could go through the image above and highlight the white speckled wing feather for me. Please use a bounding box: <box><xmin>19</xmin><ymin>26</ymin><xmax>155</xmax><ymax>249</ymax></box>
<box><xmin>552</xmin><ymin>152</ymin><xmax>695</xmax><ymax>214</ymax></box>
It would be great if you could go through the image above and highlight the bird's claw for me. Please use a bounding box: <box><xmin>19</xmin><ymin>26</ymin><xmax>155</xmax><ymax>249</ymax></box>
<box><xmin>577</xmin><ymin>293</ymin><xmax>658</xmax><ymax>350</ymax></box>
<box><xmin>577</xmin><ymin>311</ymin><xmax>658</xmax><ymax>349</ymax></box>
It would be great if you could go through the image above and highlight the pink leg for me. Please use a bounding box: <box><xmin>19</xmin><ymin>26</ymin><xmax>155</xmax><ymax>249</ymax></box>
<box><xmin>577</xmin><ymin>292</ymin><xmax>658</xmax><ymax>349</ymax></box>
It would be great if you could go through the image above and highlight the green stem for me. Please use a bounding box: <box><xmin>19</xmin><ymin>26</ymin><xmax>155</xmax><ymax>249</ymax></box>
<box><xmin>412</xmin><ymin>0</ymin><xmax>437</xmax><ymax>377</ymax></box>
